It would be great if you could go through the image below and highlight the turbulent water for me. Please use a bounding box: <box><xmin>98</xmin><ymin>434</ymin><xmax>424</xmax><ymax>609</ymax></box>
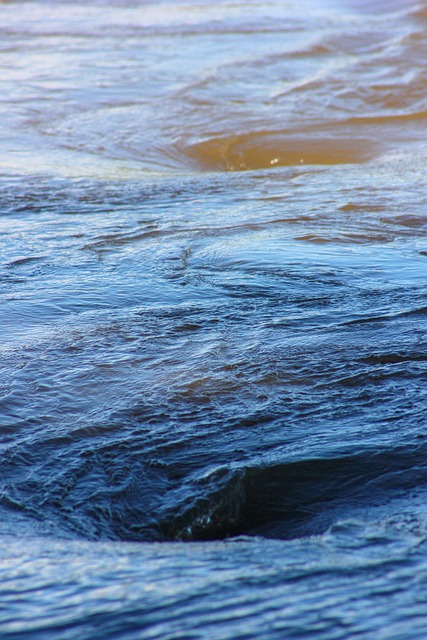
<box><xmin>1</xmin><ymin>0</ymin><xmax>427</xmax><ymax>637</ymax></box>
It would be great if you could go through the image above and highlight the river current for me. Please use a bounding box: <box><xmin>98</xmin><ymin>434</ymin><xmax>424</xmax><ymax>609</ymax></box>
<box><xmin>1</xmin><ymin>0</ymin><xmax>427</xmax><ymax>637</ymax></box>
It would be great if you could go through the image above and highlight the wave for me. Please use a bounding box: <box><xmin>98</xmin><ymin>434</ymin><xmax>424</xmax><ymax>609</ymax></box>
<box><xmin>2</xmin><ymin>438</ymin><xmax>427</xmax><ymax>543</ymax></box>
<box><xmin>159</xmin><ymin>447</ymin><xmax>427</xmax><ymax>541</ymax></box>
<box><xmin>9</xmin><ymin>0</ymin><xmax>422</xmax><ymax>177</ymax></box>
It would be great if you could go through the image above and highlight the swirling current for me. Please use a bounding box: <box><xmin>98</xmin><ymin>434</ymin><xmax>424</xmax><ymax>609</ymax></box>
<box><xmin>1</xmin><ymin>0</ymin><xmax>427</xmax><ymax>638</ymax></box>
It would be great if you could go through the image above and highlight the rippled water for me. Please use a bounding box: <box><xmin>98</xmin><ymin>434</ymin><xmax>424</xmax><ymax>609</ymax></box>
<box><xmin>1</xmin><ymin>0</ymin><xmax>427</xmax><ymax>637</ymax></box>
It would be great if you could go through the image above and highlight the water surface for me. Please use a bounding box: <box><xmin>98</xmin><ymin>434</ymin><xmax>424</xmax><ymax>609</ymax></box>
<box><xmin>1</xmin><ymin>0</ymin><xmax>427</xmax><ymax>637</ymax></box>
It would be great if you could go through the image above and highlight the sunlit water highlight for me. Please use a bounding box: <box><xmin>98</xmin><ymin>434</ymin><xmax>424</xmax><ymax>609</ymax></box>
<box><xmin>1</xmin><ymin>0</ymin><xmax>427</xmax><ymax>637</ymax></box>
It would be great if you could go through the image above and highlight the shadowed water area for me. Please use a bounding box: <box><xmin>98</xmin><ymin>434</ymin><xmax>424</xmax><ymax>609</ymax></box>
<box><xmin>1</xmin><ymin>0</ymin><xmax>427</xmax><ymax>637</ymax></box>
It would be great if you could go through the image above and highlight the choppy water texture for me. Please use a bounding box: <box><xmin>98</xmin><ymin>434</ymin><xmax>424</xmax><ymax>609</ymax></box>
<box><xmin>1</xmin><ymin>0</ymin><xmax>427</xmax><ymax>637</ymax></box>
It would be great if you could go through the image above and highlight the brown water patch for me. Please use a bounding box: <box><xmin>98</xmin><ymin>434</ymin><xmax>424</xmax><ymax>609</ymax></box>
<box><xmin>181</xmin><ymin>132</ymin><xmax>377</xmax><ymax>171</ymax></box>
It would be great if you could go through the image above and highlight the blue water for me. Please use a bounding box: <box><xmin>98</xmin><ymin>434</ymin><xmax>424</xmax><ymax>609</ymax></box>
<box><xmin>1</xmin><ymin>0</ymin><xmax>427</xmax><ymax>637</ymax></box>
